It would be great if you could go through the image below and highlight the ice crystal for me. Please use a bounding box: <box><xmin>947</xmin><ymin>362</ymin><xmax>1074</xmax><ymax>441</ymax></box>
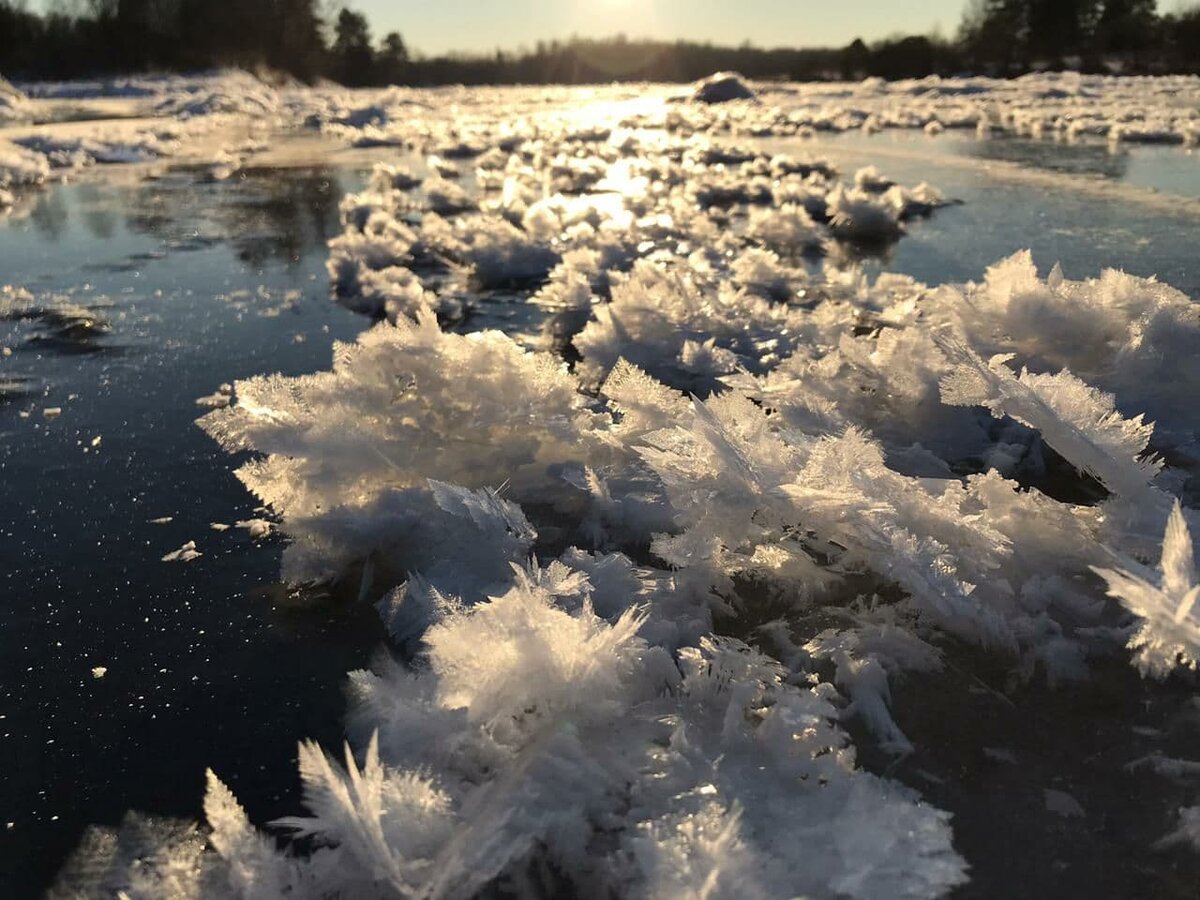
<box><xmin>1093</xmin><ymin>502</ymin><xmax>1200</xmax><ymax>678</ymax></box>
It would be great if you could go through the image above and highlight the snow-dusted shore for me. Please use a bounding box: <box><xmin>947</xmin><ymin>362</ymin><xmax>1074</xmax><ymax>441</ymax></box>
<box><xmin>3</xmin><ymin>68</ymin><xmax>1200</xmax><ymax>196</ymax></box>
<box><xmin>17</xmin><ymin>71</ymin><xmax>1200</xmax><ymax>898</ymax></box>
<box><xmin>0</xmin><ymin>75</ymin><xmax>29</xmax><ymax>124</ymax></box>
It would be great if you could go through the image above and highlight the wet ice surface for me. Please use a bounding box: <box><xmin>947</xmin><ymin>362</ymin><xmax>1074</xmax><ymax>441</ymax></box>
<box><xmin>789</xmin><ymin>131</ymin><xmax>1200</xmax><ymax>296</ymax></box>
<box><xmin>0</xmin><ymin>166</ymin><xmax>384</xmax><ymax>897</ymax></box>
<box><xmin>0</xmin><ymin>128</ymin><xmax>1197</xmax><ymax>897</ymax></box>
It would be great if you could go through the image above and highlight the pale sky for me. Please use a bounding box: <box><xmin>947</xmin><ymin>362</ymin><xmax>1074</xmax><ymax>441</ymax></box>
<box><xmin>349</xmin><ymin>0</ymin><xmax>1173</xmax><ymax>55</ymax></box>
<box><xmin>28</xmin><ymin>0</ymin><xmax>1175</xmax><ymax>56</ymax></box>
<box><xmin>355</xmin><ymin>0</ymin><xmax>971</xmax><ymax>54</ymax></box>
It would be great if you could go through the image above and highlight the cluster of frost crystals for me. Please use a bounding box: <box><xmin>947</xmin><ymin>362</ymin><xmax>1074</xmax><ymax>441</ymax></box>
<box><xmin>1093</xmin><ymin>502</ymin><xmax>1200</xmax><ymax>679</ymax></box>
<box><xmin>324</xmin><ymin>180</ymin><xmax>460</xmax><ymax>322</ymax></box>
<box><xmin>935</xmin><ymin>336</ymin><xmax>1164</xmax><ymax>493</ymax></box>
<box><xmin>0</xmin><ymin>71</ymin><xmax>288</xmax><ymax>194</ymax></box>
<box><xmin>199</xmin><ymin>309</ymin><xmax>596</xmax><ymax>584</ymax></box>
<box><xmin>317</xmin><ymin>111</ymin><xmax>952</xmax><ymax>328</ymax></box>
<box><xmin>176</xmin><ymin>223</ymin><xmax>1200</xmax><ymax>892</ymax></box>
<box><xmin>926</xmin><ymin>252</ymin><xmax>1200</xmax><ymax>451</ymax></box>
<box><xmin>12</xmin><ymin>129</ymin><xmax>182</xmax><ymax>169</ymax></box>
<box><xmin>746</xmin><ymin>202</ymin><xmax>826</xmax><ymax>254</ymax></box>
<box><xmin>1092</xmin><ymin>503</ymin><xmax>1200</xmax><ymax>853</ymax></box>
<box><xmin>601</xmin><ymin>363</ymin><xmax>1023</xmax><ymax>658</ymax></box>
<box><xmin>826</xmin><ymin>185</ymin><xmax>903</xmax><ymax>242</ymax></box>
<box><xmin>0</xmin><ymin>144</ymin><xmax>50</xmax><ymax>188</ymax></box>
<box><xmin>80</xmin><ymin>560</ymin><xmax>965</xmax><ymax>900</ymax></box>
<box><xmin>573</xmin><ymin>257</ymin><xmax>813</xmax><ymax>392</ymax></box>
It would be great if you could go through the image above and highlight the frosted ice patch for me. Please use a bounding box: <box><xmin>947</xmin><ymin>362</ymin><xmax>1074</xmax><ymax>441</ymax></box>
<box><xmin>162</xmin><ymin>541</ymin><xmax>202</xmax><ymax>563</ymax></box>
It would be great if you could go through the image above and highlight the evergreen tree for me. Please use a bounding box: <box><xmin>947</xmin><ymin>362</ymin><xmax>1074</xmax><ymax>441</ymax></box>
<box><xmin>377</xmin><ymin>31</ymin><xmax>409</xmax><ymax>85</ymax></box>
<box><xmin>331</xmin><ymin>7</ymin><xmax>373</xmax><ymax>86</ymax></box>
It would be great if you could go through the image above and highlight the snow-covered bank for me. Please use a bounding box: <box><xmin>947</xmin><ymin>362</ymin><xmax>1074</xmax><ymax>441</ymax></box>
<box><xmin>0</xmin><ymin>76</ymin><xmax>29</xmax><ymax>123</ymax></box>
<box><xmin>16</xmin><ymin>68</ymin><xmax>280</xmax><ymax>114</ymax></box>
<box><xmin>0</xmin><ymin>70</ymin><xmax>282</xmax><ymax>195</ymax></box>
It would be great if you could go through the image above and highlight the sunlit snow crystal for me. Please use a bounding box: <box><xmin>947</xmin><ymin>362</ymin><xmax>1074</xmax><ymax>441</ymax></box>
<box><xmin>1093</xmin><ymin>502</ymin><xmax>1200</xmax><ymax>679</ymax></box>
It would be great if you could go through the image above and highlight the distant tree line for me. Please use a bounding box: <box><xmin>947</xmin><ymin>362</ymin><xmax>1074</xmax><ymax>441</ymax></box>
<box><xmin>959</xmin><ymin>0</ymin><xmax>1200</xmax><ymax>72</ymax></box>
<box><xmin>1</xmin><ymin>0</ymin><xmax>1198</xmax><ymax>84</ymax></box>
<box><xmin>0</xmin><ymin>0</ymin><xmax>327</xmax><ymax>80</ymax></box>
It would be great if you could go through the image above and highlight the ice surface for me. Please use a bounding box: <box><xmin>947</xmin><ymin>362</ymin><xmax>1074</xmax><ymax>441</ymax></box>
<box><xmin>41</xmin><ymin>72</ymin><xmax>1200</xmax><ymax>897</ymax></box>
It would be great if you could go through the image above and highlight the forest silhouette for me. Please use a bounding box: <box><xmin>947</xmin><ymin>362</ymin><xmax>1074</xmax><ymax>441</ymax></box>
<box><xmin>1</xmin><ymin>1</ymin><xmax>1197</xmax><ymax>84</ymax></box>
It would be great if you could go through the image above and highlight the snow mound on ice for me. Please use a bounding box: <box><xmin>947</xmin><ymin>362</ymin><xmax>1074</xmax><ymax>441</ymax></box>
<box><xmin>0</xmin><ymin>145</ymin><xmax>50</xmax><ymax>187</ymax></box>
<box><xmin>13</xmin><ymin>130</ymin><xmax>180</xmax><ymax>169</ymax></box>
<box><xmin>687</xmin><ymin>71</ymin><xmax>757</xmax><ymax>104</ymax></box>
<box><xmin>0</xmin><ymin>76</ymin><xmax>29</xmax><ymax>122</ymax></box>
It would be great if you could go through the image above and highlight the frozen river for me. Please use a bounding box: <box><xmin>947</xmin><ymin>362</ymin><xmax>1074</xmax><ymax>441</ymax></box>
<box><xmin>2</xmin><ymin>98</ymin><xmax>1199</xmax><ymax>898</ymax></box>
